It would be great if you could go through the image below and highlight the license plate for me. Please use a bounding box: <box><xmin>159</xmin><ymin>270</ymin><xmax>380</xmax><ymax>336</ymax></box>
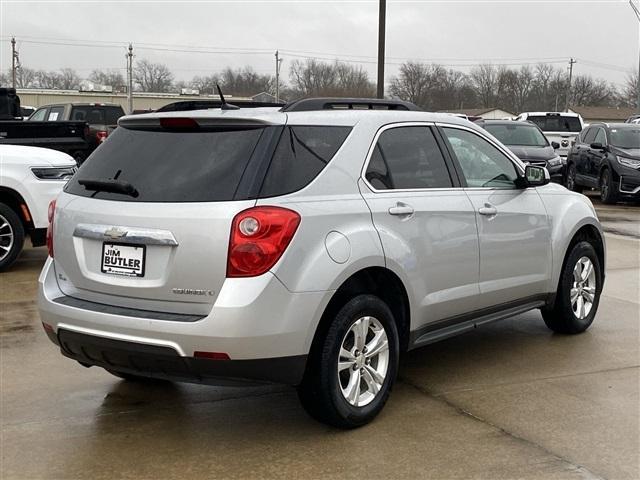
<box><xmin>101</xmin><ymin>243</ymin><xmax>146</xmax><ymax>277</ymax></box>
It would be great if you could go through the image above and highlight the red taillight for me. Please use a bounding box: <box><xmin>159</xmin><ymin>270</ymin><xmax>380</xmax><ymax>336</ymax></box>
<box><xmin>160</xmin><ymin>117</ymin><xmax>200</xmax><ymax>130</ymax></box>
<box><xmin>96</xmin><ymin>130</ymin><xmax>108</xmax><ymax>143</ymax></box>
<box><xmin>46</xmin><ymin>200</ymin><xmax>56</xmax><ymax>258</ymax></box>
<box><xmin>194</xmin><ymin>351</ymin><xmax>230</xmax><ymax>361</ymax></box>
<box><xmin>227</xmin><ymin>206</ymin><xmax>300</xmax><ymax>278</ymax></box>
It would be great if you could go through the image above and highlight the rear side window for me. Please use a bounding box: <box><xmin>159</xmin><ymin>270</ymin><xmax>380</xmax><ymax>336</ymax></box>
<box><xmin>71</xmin><ymin>106</ymin><xmax>105</xmax><ymax>124</ymax></box>
<box><xmin>365</xmin><ymin>126</ymin><xmax>453</xmax><ymax>190</ymax></box>
<box><xmin>47</xmin><ymin>106</ymin><xmax>64</xmax><ymax>121</ymax></box>
<box><xmin>259</xmin><ymin>126</ymin><xmax>351</xmax><ymax>197</ymax></box>
<box><xmin>66</xmin><ymin>126</ymin><xmax>264</xmax><ymax>202</ymax></box>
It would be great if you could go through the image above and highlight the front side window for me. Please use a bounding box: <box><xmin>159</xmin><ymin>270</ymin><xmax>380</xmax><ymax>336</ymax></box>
<box><xmin>593</xmin><ymin>128</ymin><xmax>606</xmax><ymax>145</ymax></box>
<box><xmin>443</xmin><ymin>127</ymin><xmax>519</xmax><ymax>189</ymax></box>
<box><xmin>583</xmin><ymin>128</ymin><xmax>597</xmax><ymax>144</ymax></box>
<box><xmin>29</xmin><ymin>108</ymin><xmax>47</xmax><ymax>121</ymax></box>
<box><xmin>365</xmin><ymin>126</ymin><xmax>453</xmax><ymax>190</ymax></box>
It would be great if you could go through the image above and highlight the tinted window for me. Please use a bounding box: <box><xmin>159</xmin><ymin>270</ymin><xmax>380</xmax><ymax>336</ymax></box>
<box><xmin>259</xmin><ymin>126</ymin><xmax>351</xmax><ymax>197</ymax></box>
<box><xmin>443</xmin><ymin>128</ymin><xmax>518</xmax><ymax>188</ymax></box>
<box><xmin>66</xmin><ymin>126</ymin><xmax>264</xmax><ymax>202</ymax></box>
<box><xmin>365</xmin><ymin>126</ymin><xmax>452</xmax><ymax>190</ymax></box>
<box><xmin>105</xmin><ymin>106</ymin><xmax>124</xmax><ymax>125</ymax></box>
<box><xmin>610</xmin><ymin>126</ymin><xmax>640</xmax><ymax>149</ymax></box>
<box><xmin>528</xmin><ymin>115</ymin><xmax>582</xmax><ymax>133</ymax></box>
<box><xmin>593</xmin><ymin>128</ymin><xmax>606</xmax><ymax>145</ymax></box>
<box><xmin>29</xmin><ymin>108</ymin><xmax>47</xmax><ymax>121</ymax></box>
<box><xmin>71</xmin><ymin>106</ymin><xmax>105</xmax><ymax>124</ymax></box>
<box><xmin>583</xmin><ymin>127</ymin><xmax>597</xmax><ymax>144</ymax></box>
<box><xmin>484</xmin><ymin>123</ymin><xmax>548</xmax><ymax>147</ymax></box>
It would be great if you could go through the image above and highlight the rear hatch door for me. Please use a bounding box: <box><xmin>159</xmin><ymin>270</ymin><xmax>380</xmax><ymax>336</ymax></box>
<box><xmin>53</xmin><ymin>117</ymin><xmax>282</xmax><ymax>315</ymax></box>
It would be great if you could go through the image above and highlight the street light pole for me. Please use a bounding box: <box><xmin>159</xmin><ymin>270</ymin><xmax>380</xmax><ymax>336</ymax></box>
<box><xmin>376</xmin><ymin>0</ymin><xmax>386</xmax><ymax>99</ymax></box>
<box><xmin>630</xmin><ymin>0</ymin><xmax>640</xmax><ymax>113</ymax></box>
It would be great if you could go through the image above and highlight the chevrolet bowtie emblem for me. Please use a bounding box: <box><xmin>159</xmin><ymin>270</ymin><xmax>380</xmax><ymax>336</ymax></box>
<box><xmin>104</xmin><ymin>227</ymin><xmax>128</xmax><ymax>240</ymax></box>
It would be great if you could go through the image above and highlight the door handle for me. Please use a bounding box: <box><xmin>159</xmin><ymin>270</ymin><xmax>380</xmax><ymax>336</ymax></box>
<box><xmin>478</xmin><ymin>203</ymin><xmax>497</xmax><ymax>216</ymax></box>
<box><xmin>388</xmin><ymin>203</ymin><xmax>414</xmax><ymax>216</ymax></box>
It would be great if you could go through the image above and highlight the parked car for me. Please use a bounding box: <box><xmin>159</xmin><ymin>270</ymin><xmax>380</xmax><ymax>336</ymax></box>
<box><xmin>39</xmin><ymin>98</ymin><xmax>605</xmax><ymax>428</ymax></box>
<box><xmin>28</xmin><ymin>103</ymin><xmax>125</xmax><ymax>162</ymax></box>
<box><xmin>625</xmin><ymin>114</ymin><xmax>640</xmax><ymax>123</ymax></box>
<box><xmin>0</xmin><ymin>144</ymin><xmax>76</xmax><ymax>270</ymax></box>
<box><xmin>565</xmin><ymin>123</ymin><xmax>640</xmax><ymax>203</ymax></box>
<box><xmin>0</xmin><ymin>88</ymin><xmax>90</xmax><ymax>161</ymax></box>
<box><xmin>478</xmin><ymin>119</ymin><xmax>564</xmax><ymax>183</ymax></box>
<box><xmin>515</xmin><ymin>112</ymin><xmax>584</xmax><ymax>159</ymax></box>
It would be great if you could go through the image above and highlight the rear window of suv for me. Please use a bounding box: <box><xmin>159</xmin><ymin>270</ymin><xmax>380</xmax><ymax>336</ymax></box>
<box><xmin>66</xmin><ymin>126</ymin><xmax>265</xmax><ymax>202</ymax></box>
<box><xmin>527</xmin><ymin>115</ymin><xmax>582</xmax><ymax>133</ymax></box>
<box><xmin>66</xmin><ymin>124</ymin><xmax>351</xmax><ymax>202</ymax></box>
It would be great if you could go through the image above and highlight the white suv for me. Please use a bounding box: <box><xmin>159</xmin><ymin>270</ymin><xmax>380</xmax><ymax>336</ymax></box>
<box><xmin>515</xmin><ymin>112</ymin><xmax>585</xmax><ymax>159</ymax></box>
<box><xmin>0</xmin><ymin>145</ymin><xmax>76</xmax><ymax>270</ymax></box>
<box><xmin>39</xmin><ymin>98</ymin><xmax>605</xmax><ymax>428</ymax></box>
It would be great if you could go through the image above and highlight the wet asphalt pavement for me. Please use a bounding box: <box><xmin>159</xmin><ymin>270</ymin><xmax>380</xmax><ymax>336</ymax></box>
<box><xmin>1</xmin><ymin>198</ymin><xmax>638</xmax><ymax>479</ymax></box>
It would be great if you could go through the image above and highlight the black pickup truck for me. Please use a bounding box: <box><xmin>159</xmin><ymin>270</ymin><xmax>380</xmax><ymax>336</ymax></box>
<box><xmin>0</xmin><ymin>88</ymin><xmax>90</xmax><ymax>163</ymax></box>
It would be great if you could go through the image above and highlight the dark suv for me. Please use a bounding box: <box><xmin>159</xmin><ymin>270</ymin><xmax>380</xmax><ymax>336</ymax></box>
<box><xmin>565</xmin><ymin>123</ymin><xmax>640</xmax><ymax>203</ymax></box>
<box><xmin>28</xmin><ymin>103</ymin><xmax>125</xmax><ymax>162</ymax></box>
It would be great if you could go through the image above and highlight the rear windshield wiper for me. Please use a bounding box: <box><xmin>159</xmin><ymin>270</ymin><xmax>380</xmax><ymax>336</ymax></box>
<box><xmin>78</xmin><ymin>178</ymin><xmax>139</xmax><ymax>198</ymax></box>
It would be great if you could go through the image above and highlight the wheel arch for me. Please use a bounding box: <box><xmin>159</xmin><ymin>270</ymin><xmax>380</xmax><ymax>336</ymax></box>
<box><xmin>0</xmin><ymin>187</ymin><xmax>33</xmax><ymax>230</ymax></box>
<box><xmin>309</xmin><ymin>267</ymin><xmax>411</xmax><ymax>361</ymax></box>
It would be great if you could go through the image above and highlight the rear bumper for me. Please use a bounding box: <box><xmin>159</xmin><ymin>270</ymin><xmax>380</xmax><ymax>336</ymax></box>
<box><xmin>57</xmin><ymin>329</ymin><xmax>306</xmax><ymax>385</ymax></box>
<box><xmin>38</xmin><ymin>258</ymin><xmax>332</xmax><ymax>385</ymax></box>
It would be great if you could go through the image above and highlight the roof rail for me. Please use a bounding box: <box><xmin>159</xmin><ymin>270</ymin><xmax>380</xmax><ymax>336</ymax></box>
<box><xmin>156</xmin><ymin>99</ymin><xmax>285</xmax><ymax>113</ymax></box>
<box><xmin>280</xmin><ymin>97</ymin><xmax>421</xmax><ymax>112</ymax></box>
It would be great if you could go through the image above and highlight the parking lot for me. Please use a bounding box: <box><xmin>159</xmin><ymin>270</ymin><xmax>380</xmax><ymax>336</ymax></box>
<box><xmin>1</xmin><ymin>196</ymin><xmax>638</xmax><ymax>480</ymax></box>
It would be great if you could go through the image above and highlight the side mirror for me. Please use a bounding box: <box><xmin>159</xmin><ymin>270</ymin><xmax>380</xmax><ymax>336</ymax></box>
<box><xmin>590</xmin><ymin>142</ymin><xmax>606</xmax><ymax>151</ymax></box>
<box><xmin>551</xmin><ymin>141</ymin><xmax>560</xmax><ymax>149</ymax></box>
<box><xmin>524</xmin><ymin>165</ymin><xmax>550</xmax><ymax>187</ymax></box>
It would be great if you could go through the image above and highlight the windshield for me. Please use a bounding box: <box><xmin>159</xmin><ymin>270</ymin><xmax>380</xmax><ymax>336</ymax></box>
<box><xmin>610</xmin><ymin>127</ymin><xmax>640</xmax><ymax>149</ymax></box>
<box><xmin>485</xmin><ymin>123</ymin><xmax>548</xmax><ymax>147</ymax></box>
<box><xmin>527</xmin><ymin>115</ymin><xmax>582</xmax><ymax>133</ymax></box>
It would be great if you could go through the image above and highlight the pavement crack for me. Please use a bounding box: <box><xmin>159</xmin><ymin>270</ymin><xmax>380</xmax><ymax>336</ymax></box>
<box><xmin>397</xmin><ymin>375</ymin><xmax>608</xmax><ymax>480</ymax></box>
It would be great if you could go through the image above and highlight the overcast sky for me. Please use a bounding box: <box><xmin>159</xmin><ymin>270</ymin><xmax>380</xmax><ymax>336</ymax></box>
<box><xmin>0</xmin><ymin>0</ymin><xmax>637</xmax><ymax>89</ymax></box>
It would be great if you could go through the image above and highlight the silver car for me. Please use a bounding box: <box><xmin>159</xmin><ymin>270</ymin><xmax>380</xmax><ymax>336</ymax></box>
<box><xmin>38</xmin><ymin>98</ymin><xmax>605</xmax><ymax>428</ymax></box>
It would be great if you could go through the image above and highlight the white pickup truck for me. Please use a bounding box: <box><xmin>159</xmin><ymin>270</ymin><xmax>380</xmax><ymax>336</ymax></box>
<box><xmin>0</xmin><ymin>145</ymin><xmax>76</xmax><ymax>270</ymax></box>
<box><xmin>515</xmin><ymin>112</ymin><xmax>585</xmax><ymax>160</ymax></box>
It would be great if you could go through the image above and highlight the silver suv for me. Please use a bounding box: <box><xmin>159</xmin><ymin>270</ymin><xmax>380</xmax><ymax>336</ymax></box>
<box><xmin>38</xmin><ymin>98</ymin><xmax>605</xmax><ymax>428</ymax></box>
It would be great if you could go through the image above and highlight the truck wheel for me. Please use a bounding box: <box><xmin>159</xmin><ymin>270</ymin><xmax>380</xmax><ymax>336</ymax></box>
<box><xmin>297</xmin><ymin>294</ymin><xmax>399</xmax><ymax>428</ymax></box>
<box><xmin>0</xmin><ymin>203</ymin><xmax>25</xmax><ymax>271</ymax></box>
<box><xmin>565</xmin><ymin>164</ymin><xmax>582</xmax><ymax>193</ymax></box>
<box><xmin>541</xmin><ymin>241</ymin><xmax>602</xmax><ymax>334</ymax></box>
<box><xmin>599</xmin><ymin>169</ymin><xmax>619</xmax><ymax>204</ymax></box>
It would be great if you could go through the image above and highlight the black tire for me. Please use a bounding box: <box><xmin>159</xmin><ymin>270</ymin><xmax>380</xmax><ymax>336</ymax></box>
<box><xmin>565</xmin><ymin>163</ymin><xmax>582</xmax><ymax>193</ymax></box>
<box><xmin>298</xmin><ymin>294</ymin><xmax>399</xmax><ymax>429</ymax></box>
<box><xmin>0</xmin><ymin>203</ymin><xmax>25</xmax><ymax>272</ymax></box>
<box><xmin>599</xmin><ymin>168</ymin><xmax>619</xmax><ymax>204</ymax></box>
<box><xmin>541</xmin><ymin>241</ymin><xmax>602</xmax><ymax>334</ymax></box>
<box><xmin>105</xmin><ymin>369</ymin><xmax>167</xmax><ymax>383</ymax></box>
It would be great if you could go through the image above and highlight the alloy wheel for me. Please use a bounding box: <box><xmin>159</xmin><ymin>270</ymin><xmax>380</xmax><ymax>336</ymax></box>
<box><xmin>338</xmin><ymin>316</ymin><xmax>389</xmax><ymax>407</ymax></box>
<box><xmin>571</xmin><ymin>256</ymin><xmax>596</xmax><ymax>319</ymax></box>
<box><xmin>0</xmin><ymin>214</ymin><xmax>14</xmax><ymax>262</ymax></box>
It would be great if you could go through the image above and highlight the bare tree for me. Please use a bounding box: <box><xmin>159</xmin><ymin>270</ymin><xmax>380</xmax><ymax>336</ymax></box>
<box><xmin>389</xmin><ymin>62</ymin><xmax>445</xmax><ymax>109</ymax></box>
<box><xmin>219</xmin><ymin>67</ymin><xmax>272</xmax><ymax>97</ymax></box>
<box><xmin>34</xmin><ymin>70</ymin><xmax>61</xmax><ymax>89</ymax></box>
<box><xmin>58</xmin><ymin>68</ymin><xmax>81</xmax><ymax>90</ymax></box>
<box><xmin>470</xmin><ymin>64</ymin><xmax>498</xmax><ymax>108</ymax></box>
<box><xmin>335</xmin><ymin>63</ymin><xmax>375</xmax><ymax>97</ymax></box>
<box><xmin>133</xmin><ymin>60</ymin><xmax>174</xmax><ymax>92</ymax></box>
<box><xmin>13</xmin><ymin>67</ymin><xmax>37</xmax><ymax>88</ymax></box>
<box><xmin>622</xmin><ymin>71</ymin><xmax>638</xmax><ymax>108</ymax></box>
<box><xmin>506</xmin><ymin>66</ymin><xmax>534</xmax><ymax>113</ymax></box>
<box><xmin>570</xmin><ymin>75</ymin><xmax>614</xmax><ymax>107</ymax></box>
<box><xmin>190</xmin><ymin>74</ymin><xmax>220</xmax><ymax>95</ymax></box>
<box><xmin>89</xmin><ymin>69</ymin><xmax>125</xmax><ymax>88</ymax></box>
<box><xmin>289</xmin><ymin>59</ymin><xmax>339</xmax><ymax>96</ymax></box>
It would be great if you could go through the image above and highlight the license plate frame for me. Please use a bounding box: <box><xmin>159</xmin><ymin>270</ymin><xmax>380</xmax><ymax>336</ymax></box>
<box><xmin>101</xmin><ymin>242</ymin><xmax>146</xmax><ymax>278</ymax></box>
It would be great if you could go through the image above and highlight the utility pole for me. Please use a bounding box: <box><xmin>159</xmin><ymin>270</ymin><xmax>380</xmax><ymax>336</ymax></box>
<box><xmin>127</xmin><ymin>43</ymin><xmax>134</xmax><ymax>114</ymax></box>
<box><xmin>630</xmin><ymin>0</ymin><xmax>640</xmax><ymax>113</ymax></box>
<box><xmin>376</xmin><ymin>0</ymin><xmax>386</xmax><ymax>99</ymax></box>
<box><xmin>275</xmin><ymin>50</ymin><xmax>282</xmax><ymax>103</ymax></box>
<box><xmin>564</xmin><ymin>58</ymin><xmax>576</xmax><ymax>112</ymax></box>
<box><xmin>11</xmin><ymin>37</ymin><xmax>17</xmax><ymax>89</ymax></box>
